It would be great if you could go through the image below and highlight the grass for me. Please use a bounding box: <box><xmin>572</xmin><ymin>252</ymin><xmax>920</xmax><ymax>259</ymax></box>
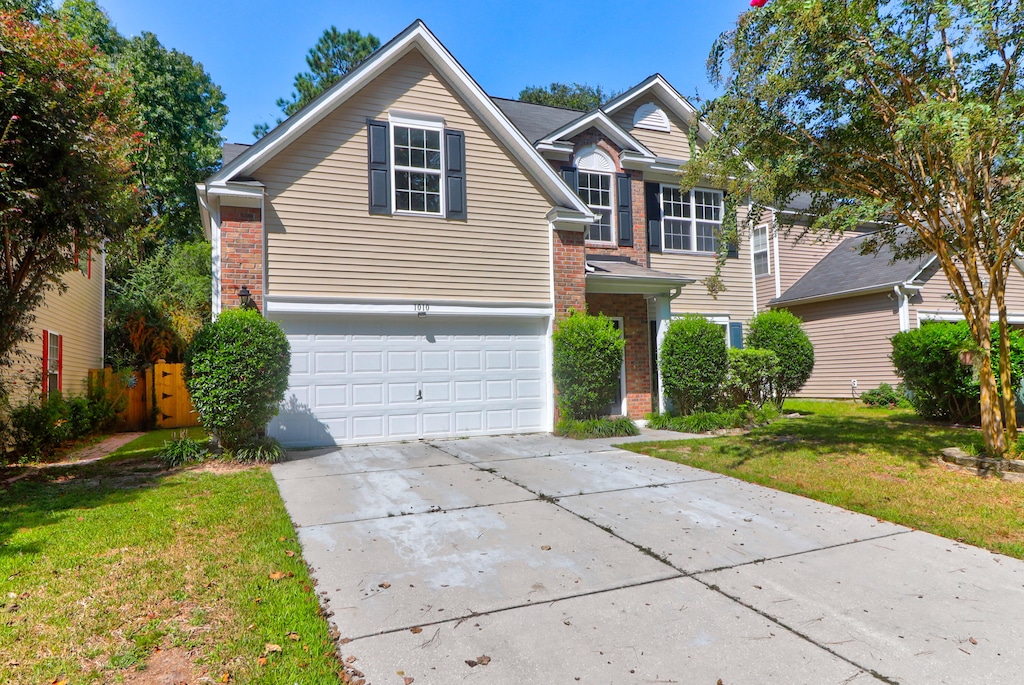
<box><xmin>624</xmin><ymin>399</ymin><xmax>1024</xmax><ymax>560</ymax></box>
<box><xmin>0</xmin><ymin>428</ymin><xmax>342</xmax><ymax>685</ymax></box>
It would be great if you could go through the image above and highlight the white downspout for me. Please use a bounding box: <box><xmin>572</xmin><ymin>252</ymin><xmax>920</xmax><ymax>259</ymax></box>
<box><xmin>896</xmin><ymin>284</ymin><xmax>911</xmax><ymax>332</ymax></box>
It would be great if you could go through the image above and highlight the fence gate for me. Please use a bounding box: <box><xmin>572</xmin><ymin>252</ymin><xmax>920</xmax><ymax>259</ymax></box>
<box><xmin>153</xmin><ymin>362</ymin><xmax>200</xmax><ymax>429</ymax></box>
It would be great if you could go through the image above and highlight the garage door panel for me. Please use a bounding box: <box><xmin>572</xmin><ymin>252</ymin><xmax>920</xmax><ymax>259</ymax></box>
<box><xmin>271</xmin><ymin>314</ymin><xmax>550</xmax><ymax>447</ymax></box>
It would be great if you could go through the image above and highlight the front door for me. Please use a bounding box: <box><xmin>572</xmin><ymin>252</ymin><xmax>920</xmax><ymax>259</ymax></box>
<box><xmin>606</xmin><ymin>318</ymin><xmax>626</xmax><ymax>416</ymax></box>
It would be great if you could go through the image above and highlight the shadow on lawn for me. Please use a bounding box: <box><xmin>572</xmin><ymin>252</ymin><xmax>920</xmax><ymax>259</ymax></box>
<box><xmin>0</xmin><ymin>456</ymin><xmax>182</xmax><ymax>558</ymax></box>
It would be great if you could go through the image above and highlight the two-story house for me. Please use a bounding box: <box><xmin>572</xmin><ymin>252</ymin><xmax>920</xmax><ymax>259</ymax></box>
<box><xmin>197</xmin><ymin>20</ymin><xmax>759</xmax><ymax>447</ymax></box>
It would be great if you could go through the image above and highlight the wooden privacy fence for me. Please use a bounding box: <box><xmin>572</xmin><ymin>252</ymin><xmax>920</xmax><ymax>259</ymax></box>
<box><xmin>89</xmin><ymin>363</ymin><xmax>200</xmax><ymax>431</ymax></box>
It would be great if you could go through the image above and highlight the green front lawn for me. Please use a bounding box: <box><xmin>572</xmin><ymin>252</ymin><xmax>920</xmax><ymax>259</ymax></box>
<box><xmin>0</xmin><ymin>429</ymin><xmax>342</xmax><ymax>684</ymax></box>
<box><xmin>625</xmin><ymin>400</ymin><xmax>1024</xmax><ymax>560</ymax></box>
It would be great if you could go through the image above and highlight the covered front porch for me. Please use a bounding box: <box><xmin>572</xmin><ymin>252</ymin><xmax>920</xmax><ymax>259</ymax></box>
<box><xmin>584</xmin><ymin>256</ymin><xmax>693</xmax><ymax>420</ymax></box>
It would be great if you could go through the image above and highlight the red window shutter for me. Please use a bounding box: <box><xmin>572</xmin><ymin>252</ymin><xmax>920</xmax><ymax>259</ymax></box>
<box><xmin>87</xmin><ymin>250</ymin><xmax>92</xmax><ymax>279</ymax></box>
<box><xmin>41</xmin><ymin>329</ymin><xmax>49</xmax><ymax>394</ymax></box>
<box><xmin>58</xmin><ymin>335</ymin><xmax>63</xmax><ymax>391</ymax></box>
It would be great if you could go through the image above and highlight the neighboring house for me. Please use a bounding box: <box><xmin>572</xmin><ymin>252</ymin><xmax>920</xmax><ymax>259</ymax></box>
<box><xmin>3</xmin><ymin>251</ymin><xmax>105</xmax><ymax>403</ymax></box>
<box><xmin>764</xmin><ymin>228</ymin><xmax>1024</xmax><ymax>398</ymax></box>
<box><xmin>197</xmin><ymin>20</ymin><xmax>760</xmax><ymax>448</ymax></box>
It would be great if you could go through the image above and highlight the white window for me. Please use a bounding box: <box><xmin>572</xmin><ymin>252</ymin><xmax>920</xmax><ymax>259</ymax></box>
<box><xmin>43</xmin><ymin>330</ymin><xmax>61</xmax><ymax>394</ymax></box>
<box><xmin>579</xmin><ymin>171</ymin><xmax>614</xmax><ymax>243</ymax></box>
<box><xmin>661</xmin><ymin>186</ymin><xmax>723</xmax><ymax>254</ymax></box>
<box><xmin>752</xmin><ymin>225</ymin><xmax>770</xmax><ymax>276</ymax></box>
<box><xmin>392</xmin><ymin>123</ymin><xmax>443</xmax><ymax>215</ymax></box>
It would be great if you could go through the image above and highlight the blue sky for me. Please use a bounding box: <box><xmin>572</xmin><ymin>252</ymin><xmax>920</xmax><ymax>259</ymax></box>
<box><xmin>91</xmin><ymin>0</ymin><xmax>754</xmax><ymax>144</ymax></box>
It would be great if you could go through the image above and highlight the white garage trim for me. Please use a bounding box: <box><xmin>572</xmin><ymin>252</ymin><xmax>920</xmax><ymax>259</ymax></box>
<box><xmin>268</xmin><ymin>313</ymin><xmax>552</xmax><ymax>447</ymax></box>
<box><xmin>265</xmin><ymin>297</ymin><xmax>552</xmax><ymax>318</ymax></box>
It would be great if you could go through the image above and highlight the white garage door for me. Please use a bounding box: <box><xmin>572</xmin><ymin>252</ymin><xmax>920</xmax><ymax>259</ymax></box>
<box><xmin>269</xmin><ymin>314</ymin><xmax>550</xmax><ymax>447</ymax></box>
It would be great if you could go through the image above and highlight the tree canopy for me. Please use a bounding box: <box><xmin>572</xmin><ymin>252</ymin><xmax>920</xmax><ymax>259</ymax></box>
<box><xmin>518</xmin><ymin>82</ymin><xmax>616</xmax><ymax>111</ymax></box>
<box><xmin>691</xmin><ymin>0</ymin><xmax>1024</xmax><ymax>455</ymax></box>
<box><xmin>58</xmin><ymin>0</ymin><xmax>227</xmax><ymax>265</ymax></box>
<box><xmin>0</xmin><ymin>12</ymin><xmax>139</xmax><ymax>394</ymax></box>
<box><xmin>254</xmin><ymin>26</ymin><xmax>379</xmax><ymax>138</ymax></box>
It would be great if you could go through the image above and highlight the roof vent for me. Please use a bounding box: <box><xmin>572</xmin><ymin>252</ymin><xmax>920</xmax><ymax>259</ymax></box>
<box><xmin>633</xmin><ymin>102</ymin><xmax>670</xmax><ymax>132</ymax></box>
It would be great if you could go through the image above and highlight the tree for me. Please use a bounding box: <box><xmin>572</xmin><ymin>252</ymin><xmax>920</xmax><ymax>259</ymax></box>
<box><xmin>254</xmin><ymin>27</ymin><xmax>379</xmax><ymax>138</ymax></box>
<box><xmin>105</xmin><ymin>242</ymin><xmax>212</xmax><ymax>370</ymax></box>
<box><xmin>691</xmin><ymin>0</ymin><xmax>1024</xmax><ymax>456</ymax></box>
<box><xmin>57</xmin><ymin>1</ymin><xmax>227</xmax><ymax>266</ymax></box>
<box><xmin>518</xmin><ymin>82</ymin><xmax>615</xmax><ymax>111</ymax></box>
<box><xmin>0</xmin><ymin>0</ymin><xmax>50</xmax><ymax>19</ymax></box>
<box><xmin>0</xmin><ymin>12</ymin><xmax>139</xmax><ymax>395</ymax></box>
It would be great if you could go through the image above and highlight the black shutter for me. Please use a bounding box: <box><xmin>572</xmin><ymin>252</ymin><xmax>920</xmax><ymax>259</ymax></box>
<box><xmin>561</xmin><ymin>166</ymin><xmax>578</xmax><ymax>194</ymax></box>
<box><xmin>645</xmin><ymin>182</ymin><xmax>662</xmax><ymax>253</ymax></box>
<box><xmin>367</xmin><ymin>119</ymin><xmax>390</xmax><ymax>215</ymax></box>
<box><xmin>445</xmin><ymin>129</ymin><xmax>466</xmax><ymax>220</ymax></box>
<box><xmin>729</xmin><ymin>322</ymin><xmax>744</xmax><ymax>349</ymax></box>
<box><xmin>616</xmin><ymin>173</ymin><xmax>633</xmax><ymax>247</ymax></box>
<box><xmin>726</xmin><ymin>237</ymin><xmax>739</xmax><ymax>259</ymax></box>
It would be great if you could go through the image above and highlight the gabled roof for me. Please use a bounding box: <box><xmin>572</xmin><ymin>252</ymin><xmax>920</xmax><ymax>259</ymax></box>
<box><xmin>204</xmin><ymin>20</ymin><xmax>591</xmax><ymax>218</ymax></box>
<box><xmin>602</xmin><ymin>74</ymin><xmax>716</xmax><ymax>145</ymax></box>
<box><xmin>492</xmin><ymin>97</ymin><xmax>585</xmax><ymax>143</ymax></box>
<box><xmin>772</xmin><ymin>231</ymin><xmax>934</xmax><ymax>306</ymax></box>
<box><xmin>537</xmin><ymin>109</ymin><xmax>655</xmax><ymax>157</ymax></box>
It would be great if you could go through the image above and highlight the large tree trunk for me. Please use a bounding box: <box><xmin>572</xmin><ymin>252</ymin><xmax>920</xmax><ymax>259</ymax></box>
<box><xmin>973</xmin><ymin>315</ymin><xmax>1007</xmax><ymax>456</ymax></box>
<box><xmin>996</xmin><ymin>283</ymin><xmax>1018</xmax><ymax>447</ymax></box>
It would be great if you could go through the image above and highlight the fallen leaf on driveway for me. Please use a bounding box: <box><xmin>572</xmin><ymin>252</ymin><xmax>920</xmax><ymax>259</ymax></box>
<box><xmin>404</xmin><ymin>678</ymin><xmax>415</xmax><ymax>684</ymax></box>
<box><xmin>540</xmin><ymin>545</ymin><xmax>551</xmax><ymax>551</ymax></box>
<box><xmin>466</xmin><ymin>655</ymin><xmax>491</xmax><ymax>667</ymax></box>
<box><xmin>969</xmin><ymin>637</ymin><xmax>978</xmax><ymax>645</ymax></box>
<box><xmin>378</xmin><ymin>582</ymin><xmax>391</xmax><ymax>589</ymax></box>
<box><xmin>410</xmin><ymin>626</ymin><xmax>423</xmax><ymax>634</ymax></box>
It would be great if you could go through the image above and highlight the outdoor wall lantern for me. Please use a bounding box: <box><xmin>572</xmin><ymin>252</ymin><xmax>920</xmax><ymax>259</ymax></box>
<box><xmin>238</xmin><ymin>285</ymin><xmax>253</xmax><ymax>309</ymax></box>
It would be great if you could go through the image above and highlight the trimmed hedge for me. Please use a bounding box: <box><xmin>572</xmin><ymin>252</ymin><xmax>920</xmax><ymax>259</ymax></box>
<box><xmin>554</xmin><ymin>417</ymin><xmax>640</xmax><ymax>440</ymax></box>
<box><xmin>184</xmin><ymin>309</ymin><xmax>291</xmax><ymax>451</ymax></box>
<box><xmin>723</xmin><ymin>347</ymin><xmax>779</xmax><ymax>408</ymax></box>
<box><xmin>746</xmin><ymin>309</ymin><xmax>814</xmax><ymax>408</ymax></box>
<box><xmin>660</xmin><ymin>314</ymin><xmax>728</xmax><ymax>414</ymax></box>
<box><xmin>552</xmin><ymin>310</ymin><xmax>625</xmax><ymax>420</ymax></box>
<box><xmin>890</xmin><ymin>320</ymin><xmax>1024</xmax><ymax>423</ymax></box>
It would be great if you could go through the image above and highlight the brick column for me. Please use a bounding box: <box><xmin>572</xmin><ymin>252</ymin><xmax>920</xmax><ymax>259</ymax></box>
<box><xmin>553</xmin><ymin>228</ymin><xmax>586</xmax><ymax>320</ymax></box>
<box><xmin>220</xmin><ymin>205</ymin><xmax>264</xmax><ymax>312</ymax></box>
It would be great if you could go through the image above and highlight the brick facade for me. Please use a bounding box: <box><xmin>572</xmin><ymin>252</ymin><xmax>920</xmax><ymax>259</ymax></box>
<box><xmin>553</xmin><ymin>228</ymin><xmax>586</xmax><ymax>319</ymax></box>
<box><xmin>220</xmin><ymin>205</ymin><xmax>264</xmax><ymax>312</ymax></box>
<box><xmin>585</xmin><ymin>293</ymin><xmax>653</xmax><ymax>418</ymax></box>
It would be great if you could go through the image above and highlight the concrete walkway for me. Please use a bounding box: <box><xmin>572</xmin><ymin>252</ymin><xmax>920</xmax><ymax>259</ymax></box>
<box><xmin>272</xmin><ymin>434</ymin><xmax>1024</xmax><ymax>684</ymax></box>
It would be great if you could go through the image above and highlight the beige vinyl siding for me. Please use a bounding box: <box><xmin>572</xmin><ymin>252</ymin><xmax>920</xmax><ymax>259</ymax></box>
<box><xmin>788</xmin><ymin>293</ymin><xmax>901</xmax><ymax>398</ymax></box>
<box><xmin>256</xmin><ymin>50</ymin><xmax>555</xmax><ymax>303</ymax></box>
<box><xmin>611</xmin><ymin>96</ymin><xmax>699</xmax><ymax>161</ymax></box>
<box><xmin>652</xmin><ymin>205</ymin><xmax>756</xmax><ymax>320</ymax></box>
<box><xmin>3</xmin><ymin>258</ymin><xmax>104</xmax><ymax>403</ymax></box>
<box><xmin>774</xmin><ymin>228</ymin><xmax>850</xmax><ymax>299</ymax></box>
<box><xmin>911</xmin><ymin>261</ymin><xmax>1024</xmax><ymax>324</ymax></box>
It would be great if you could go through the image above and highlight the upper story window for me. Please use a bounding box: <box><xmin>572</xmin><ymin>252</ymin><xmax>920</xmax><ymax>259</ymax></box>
<box><xmin>393</xmin><ymin>124</ymin><xmax>443</xmax><ymax>215</ymax></box>
<box><xmin>752</xmin><ymin>225</ymin><xmax>770</xmax><ymax>276</ymax></box>
<box><xmin>366</xmin><ymin>114</ymin><xmax>466</xmax><ymax>220</ymax></box>
<box><xmin>574</xmin><ymin>146</ymin><xmax>617</xmax><ymax>244</ymax></box>
<box><xmin>660</xmin><ymin>185</ymin><xmax>723</xmax><ymax>254</ymax></box>
<box><xmin>579</xmin><ymin>172</ymin><xmax>613</xmax><ymax>243</ymax></box>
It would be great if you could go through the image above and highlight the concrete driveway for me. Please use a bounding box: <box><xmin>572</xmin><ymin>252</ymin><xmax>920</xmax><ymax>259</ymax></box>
<box><xmin>272</xmin><ymin>434</ymin><xmax>1024</xmax><ymax>684</ymax></box>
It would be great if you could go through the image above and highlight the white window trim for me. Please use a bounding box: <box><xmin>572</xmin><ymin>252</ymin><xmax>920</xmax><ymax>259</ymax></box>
<box><xmin>388</xmin><ymin>113</ymin><xmax>445</xmax><ymax>217</ymax></box>
<box><xmin>579</xmin><ymin>170</ymin><xmax>616</xmax><ymax>245</ymax></box>
<box><xmin>752</xmin><ymin>224</ymin><xmax>771</xmax><ymax>277</ymax></box>
<box><xmin>660</xmin><ymin>185</ymin><xmax>723</xmax><ymax>255</ymax></box>
<box><xmin>608</xmin><ymin>317</ymin><xmax>627</xmax><ymax>415</ymax></box>
<box><xmin>45</xmin><ymin>330</ymin><xmax>62</xmax><ymax>394</ymax></box>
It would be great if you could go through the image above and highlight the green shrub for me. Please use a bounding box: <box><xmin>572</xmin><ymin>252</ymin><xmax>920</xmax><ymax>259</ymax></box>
<box><xmin>184</xmin><ymin>309</ymin><xmax>291</xmax><ymax>450</ymax></box>
<box><xmin>157</xmin><ymin>437</ymin><xmax>209</xmax><ymax>467</ymax></box>
<box><xmin>230</xmin><ymin>436</ymin><xmax>287</xmax><ymax>463</ymax></box>
<box><xmin>746</xmin><ymin>309</ymin><xmax>814</xmax><ymax>408</ymax></box>
<box><xmin>554</xmin><ymin>417</ymin><xmax>640</xmax><ymax>440</ymax></box>
<box><xmin>647</xmin><ymin>404</ymin><xmax>780</xmax><ymax>433</ymax></box>
<box><xmin>552</xmin><ymin>310</ymin><xmax>625</xmax><ymax>420</ymax></box>
<box><xmin>890</xmin><ymin>321</ymin><xmax>1024</xmax><ymax>423</ymax></box>
<box><xmin>660</xmin><ymin>314</ymin><xmax>728</xmax><ymax>415</ymax></box>
<box><xmin>723</xmin><ymin>348</ymin><xmax>779</xmax><ymax>408</ymax></box>
<box><xmin>6</xmin><ymin>385</ymin><xmax>119</xmax><ymax>461</ymax></box>
<box><xmin>860</xmin><ymin>382</ymin><xmax>909</xmax><ymax>408</ymax></box>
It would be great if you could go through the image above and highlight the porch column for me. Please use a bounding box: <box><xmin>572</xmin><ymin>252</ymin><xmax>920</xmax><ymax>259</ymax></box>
<box><xmin>654</xmin><ymin>294</ymin><xmax>672</xmax><ymax>414</ymax></box>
